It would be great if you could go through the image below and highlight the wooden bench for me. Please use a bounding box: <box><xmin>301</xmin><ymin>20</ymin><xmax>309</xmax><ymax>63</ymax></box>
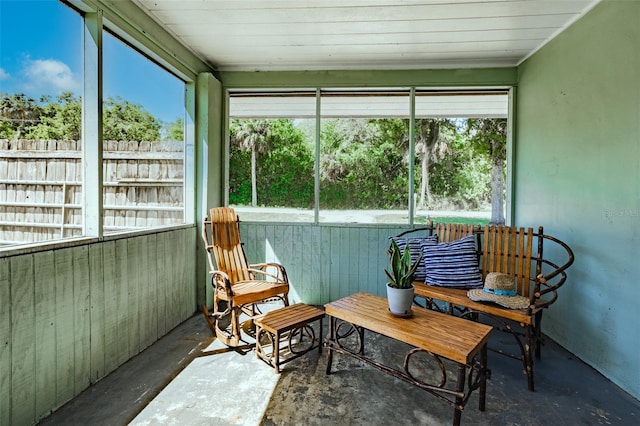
<box><xmin>396</xmin><ymin>223</ymin><xmax>574</xmax><ymax>391</ymax></box>
<box><xmin>254</xmin><ymin>303</ymin><xmax>325</xmax><ymax>373</ymax></box>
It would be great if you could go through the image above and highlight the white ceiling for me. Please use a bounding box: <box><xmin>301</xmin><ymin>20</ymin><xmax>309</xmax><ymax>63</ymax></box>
<box><xmin>133</xmin><ymin>0</ymin><xmax>600</xmax><ymax>72</ymax></box>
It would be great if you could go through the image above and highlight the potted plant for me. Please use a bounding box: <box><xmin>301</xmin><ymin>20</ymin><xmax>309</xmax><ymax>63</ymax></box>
<box><xmin>385</xmin><ymin>240</ymin><xmax>422</xmax><ymax>317</ymax></box>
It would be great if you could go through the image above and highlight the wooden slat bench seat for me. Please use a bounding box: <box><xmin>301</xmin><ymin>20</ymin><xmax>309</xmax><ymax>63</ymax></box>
<box><xmin>396</xmin><ymin>223</ymin><xmax>574</xmax><ymax>391</ymax></box>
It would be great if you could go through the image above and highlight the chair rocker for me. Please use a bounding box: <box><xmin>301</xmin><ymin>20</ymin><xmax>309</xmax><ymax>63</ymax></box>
<box><xmin>201</xmin><ymin>207</ymin><xmax>290</xmax><ymax>347</ymax></box>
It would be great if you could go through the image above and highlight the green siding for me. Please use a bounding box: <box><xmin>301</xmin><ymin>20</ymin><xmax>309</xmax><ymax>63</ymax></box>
<box><xmin>240</xmin><ymin>222</ymin><xmax>411</xmax><ymax>305</ymax></box>
<box><xmin>516</xmin><ymin>0</ymin><xmax>640</xmax><ymax>399</ymax></box>
<box><xmin>0</xmin><ymin>227</ymin><xmax>197</xmax><ymax>424</ymax></box>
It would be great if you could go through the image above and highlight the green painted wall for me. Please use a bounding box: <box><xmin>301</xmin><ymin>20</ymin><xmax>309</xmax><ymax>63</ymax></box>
<box><xmin>240</xmin><ymin>223</ymin><xmax>411</xmax><ymax>305</ymax></box>
<box><xmin>516</xmin><ymin>0</ymin><xmax>640</xmax><ymax>399</ymax></box>
<box><xmin>0</xmin><ymin>228</ymin><xmax>197</xmax><ymax>425</ymax></box>
<box><xmin>195</xmin><ymin>73</ymin><xmax>225</xmax><ymax>309</ymax></box>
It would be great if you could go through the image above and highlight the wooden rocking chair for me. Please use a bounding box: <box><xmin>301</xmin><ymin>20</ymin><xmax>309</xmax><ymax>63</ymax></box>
<box><xmin>201</xmin><ymin>207</ymin><xmax>290</xmax><ymax>346</ymax></box>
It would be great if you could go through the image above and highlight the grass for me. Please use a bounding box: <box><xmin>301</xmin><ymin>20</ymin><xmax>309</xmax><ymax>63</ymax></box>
<box><xmin>415</xmin><ymin>216</ymin><xmax>491</xmax><ymax>225</ymax></box>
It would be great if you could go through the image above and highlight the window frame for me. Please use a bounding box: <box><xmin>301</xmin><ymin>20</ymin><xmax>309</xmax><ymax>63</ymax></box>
<box><xmin>0</xmin><ymin>0</ymin><xmax>195</xmax><ymax>253</ymax></box>
<box><xmin>225</xmin><ymin>87</ymin><xmax>513</xmax><ymax>225</ymax></box>
<box><xmin>100</xmin><ymin>29</ymin><xmax>188</xmax><ymax>234</ymax></box>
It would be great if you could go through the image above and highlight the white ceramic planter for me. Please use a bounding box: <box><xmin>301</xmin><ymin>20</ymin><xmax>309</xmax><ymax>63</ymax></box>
<box><xmin>386</xmin><ymin>284</ymin><xmax>415</xmax><ymax>317</ymax></box>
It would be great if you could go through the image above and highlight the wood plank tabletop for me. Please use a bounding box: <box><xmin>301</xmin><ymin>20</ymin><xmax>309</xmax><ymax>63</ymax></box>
<box><xmin>325</xmin><ymin>292</ymin><xmax>492</xmax><ymax>365</ymax></box>
<box><xmin>254</xmin><ymin>303</ymin><xmax>325</xmax><ymax>334</ymax></box>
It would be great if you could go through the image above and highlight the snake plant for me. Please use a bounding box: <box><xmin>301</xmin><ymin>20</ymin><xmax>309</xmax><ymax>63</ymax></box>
<box><xmin>385</xmin><ymin>240</ymin><xmax>422</xmax><ymax>289</ymax></box>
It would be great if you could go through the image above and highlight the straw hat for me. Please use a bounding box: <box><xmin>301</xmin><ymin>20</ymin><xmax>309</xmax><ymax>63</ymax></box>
<box><xmin>467</xmin><ymin>272</ymin><xmax>530</xmax><ymax>310</ymax></box>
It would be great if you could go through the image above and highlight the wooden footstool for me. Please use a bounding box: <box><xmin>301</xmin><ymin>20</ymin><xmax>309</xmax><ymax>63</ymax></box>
<box><xmin>254</xmin><ymin>303</ymin><xmax>325</xmax><ymax>373</ymax></box>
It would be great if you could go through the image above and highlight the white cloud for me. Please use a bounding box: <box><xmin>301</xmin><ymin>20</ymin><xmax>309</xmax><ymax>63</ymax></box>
<box><xmin>0</xmin><ymin>68</ymin><xmax>9</xmax><ymax>80</ymax></box>
<box><xmin>21</xmin><ymin>58</ymin><xmax>80</xmax><ymax>94</ymax></box>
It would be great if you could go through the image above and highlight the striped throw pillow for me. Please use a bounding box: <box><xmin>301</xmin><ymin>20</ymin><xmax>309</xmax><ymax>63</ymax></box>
<box><xmin>422</xmin><ymin>235</ymin><xmax>483</xmax><ymax>288</ymax></box>
<box><xmin>389</xmin><ymin>235</ymin><xmax>438</xmax><ymax>283</ymax></box>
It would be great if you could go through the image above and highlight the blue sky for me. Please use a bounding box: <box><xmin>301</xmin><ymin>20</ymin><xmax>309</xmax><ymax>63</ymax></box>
<box><xmin>0</xmin><ymin>0</ymin><xmax>184</xmax><ymax>124</ymax></box>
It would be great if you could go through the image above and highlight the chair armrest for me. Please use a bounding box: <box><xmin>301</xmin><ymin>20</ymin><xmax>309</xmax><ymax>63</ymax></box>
<box><xmin>250</xmin><ymin>262</ymin><xmax>289</xmax><ymax>283</ymax></box>
<box><xmin>533</xmin><ymin>233</ymin><xmax>575</xmax><ymax>309</ymax></box>
<box><xmin>244</xmin><ymin>269</ymin><xmax>285</xmax><ymax>283</ymax></box>
<box><xmin>210</xmin><ymin>270</ymin><xmax>234</xmax><ymax>297</ymax></box>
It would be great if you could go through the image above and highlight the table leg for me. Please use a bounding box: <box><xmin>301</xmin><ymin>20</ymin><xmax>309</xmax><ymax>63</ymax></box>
<box><xmin>318</xmin><ymin>317</ymin><xmax>324</xmax><ymax>354</ymax></box>
<box><xmin>479</xmin><ymin>344</ymin><xmax>487</xmax><ymax>411</ymax></box>
<box><xmin>325</xmin><ymin>316</ymin><xmax>335</xmax><ymax>374</ymax></box>
<box><xmin>453</xmin><ymin>363</ymin><xmax>467</xmax><ymax>426</ymax></box>
<box><xmin>357</xmin><ymin>326</ymin><xmax>365</xmax><ymax>355</ymax></box>
<box><xmin>274</xmin><ymin>332</ymin><xmax>281</xmax><ymax>374</ymax></box>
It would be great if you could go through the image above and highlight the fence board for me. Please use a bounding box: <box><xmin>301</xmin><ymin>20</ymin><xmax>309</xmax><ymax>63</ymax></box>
<box><xmin>0</xmin><ymin>139</ymin><xmax>185</xmax><ymax>245</ymax></box>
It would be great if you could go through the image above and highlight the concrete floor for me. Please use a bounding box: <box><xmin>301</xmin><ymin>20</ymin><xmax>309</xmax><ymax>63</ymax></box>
<box><xmin>38</xmin><ymin>310</ymin><xmax>640</xmax><ymax>426</ymax></box>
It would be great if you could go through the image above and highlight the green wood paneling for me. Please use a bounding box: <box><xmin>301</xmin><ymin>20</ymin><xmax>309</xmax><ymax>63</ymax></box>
<box><xmin>0</xmin><ymin>258</ymin><xmax>11</xmax><ymax>426</ymax></box>
<box><xmin>1</xmin><ymin>226</ymin><xmax>196</xmax><ymax>423</ymax></box>
<box><xmin>34</xmin><ymin>251</ymin><xmax>56</xmax><ymax>419</ymax></box>
<box><xmin>145</xmin><ymin>233</ymin><xmax>159</xmax><ymax>343</ymax></box>
<box><xmin>89</xmin><ymin>243</ymin><xmax>105</xmax><ymax>382</ymax></box>
<box><xmin>138</xmin><ymin>235</ymin><xmax>153</xmax><ymax>350</ymax></box>
<box><xmin>102</xmin><ymin>240</ymin><xmax>119</xmax><ymax>374</ymax></box>
<box><xmin>72</xmin><ymin>245</ymin><xmax>91</xmax><ymax>395</ymax></box>
<box><xmin>11</xmin><ymin>255</ymin><xmax>36</xmax><ymax>426</ymax></box>
<box><xmin>54</xmin><ymin>248</ymin><xmax>75</xmax><ymax>405</ymax></box>
<box><xmin>156</xmin><ymin>232</ymin><xmax>169</xmax><ymax>336</ymax></box>
<box><xmin>239</xmin><ymin>223</ymin><xmax>409</xmax><ymax>305</ymax></box>
<box><xmin>114</xmin><ymin>239</ymin><xmax>129</xmax><ymax>366</ymax></box>
<box><xmin>185</xmin><ymin>230</ymin><xmax>197</xmax><ymax>319</ymax></box>
<box><xmin>127</xmin><ymin>237</ymin><xmax>142</xmax><ymax>357</ymax></box>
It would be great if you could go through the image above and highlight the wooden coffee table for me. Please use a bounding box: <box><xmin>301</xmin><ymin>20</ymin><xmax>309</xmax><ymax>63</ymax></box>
<box><xmin>324</xmin><ymin>292</ymin><xmax>492</xmax><ymax>426</ymax></box>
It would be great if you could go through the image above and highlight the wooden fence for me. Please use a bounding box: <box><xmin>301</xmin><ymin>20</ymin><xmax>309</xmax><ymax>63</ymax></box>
<box><xmin>0</xmin><ymin>139</ymin><xmax>184</xmax><ymax>245</ymax></box>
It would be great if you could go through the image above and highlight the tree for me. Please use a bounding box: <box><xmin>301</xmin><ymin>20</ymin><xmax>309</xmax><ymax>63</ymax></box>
<box><xmin>27</xmin><ymin>92</ymin><xmax>81</xmax><ymax>140</ymax></box>
<box><xmin>414</xmin><ymin>118</ymin><xmax>452</xmax><ymax>208</ymax></box>
<box><xmin>0</xmin><ymin>93</ymin><xmax>42</xmax><ymax>139</ymax></box>
<box><xmin>316</xmin><ymin>118</ymin><xmax>412</xmax><ymax>209</ymax></box>
<box><xmin>103</xmin><ymin>96</ymin><xmax>161</xmax><ymax>141</ymax></box>
<box><xmin>466</xmin><ymin>118</ymin><xmax>507</xmax><ymax>225</ymax></box>
<box><xmin>163</xmin><ymin>118</ymin><xmax>184</xmax><ymax>141</ymax></box>
<box><xmin>1</xmin><ymin>93</ymin><xmax>164</xmax><ymax>143</ymax></box>
<box><xmin>231</xmin><ymin>119</ymin><xmax>273</xmax><ymax>206</ymax></box>
<box><xmin>258</xmin><ymin>119</ymin><xmax>314</xmax><ymax>207</ymax></box>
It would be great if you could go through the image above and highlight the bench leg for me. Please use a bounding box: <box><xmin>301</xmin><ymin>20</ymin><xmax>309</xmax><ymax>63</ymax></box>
<box><xmin>534</xmin><ymin>311</ymin><xmax>544</xmax><ymax>360</ymax></box>
<box><xmin>525</xmin><ymin>324</ymin><xmax>534</xmax><ymax>392</ymax></box>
